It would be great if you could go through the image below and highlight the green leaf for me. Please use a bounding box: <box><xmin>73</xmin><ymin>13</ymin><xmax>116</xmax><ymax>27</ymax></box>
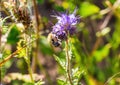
<box><xmin>57</xmin><ymin>79</ymin><xmax>67</xmax><ymax>85</ymax></box>
<box><xmin>62</xmin><ymin>1</ymin><xmax>76</xmax><ymax>12</ymax></box>
<box><xmin>111</xmin><ymin>19</ymin><xmax>120</xmax><ymax>49</ymax></box>
<box><xmin>109</xmin><ymin>0</ymin><xmax>116</xmax><ymax>4</ymax></box>
<box><xmin>70</xmin><ymin>37</ymin><xmax>83</xmax><ymax>65</ymax></box>
<box><xmin>7</xmin><ymin>25</ymin><xmax>20</xmax><ymax>44</ymax></box>
<box><xmin>93</xmin><ymin>44</ymin><xmax>111</xmax><ymax>62</ymax></box>
<box><xmin>17</xmin><ymin>40</ymin><xmax>26</xmax><ymax>58</ymax></box>
<box><xmin>53</xmin><ymin>5</ymin><xmax>65</xmax><ymax>12</ymax></box>
<box><xmin>39</xmin><ymin>36</ymin><xmax>54</xmax><ymax>55</ymax></box>
<box><xmin>53</xmin><ymin>54</ymin><xmax>66</xmax><ymax>71</ymax></box>
<box><xmin>72</xmin><ymin>68</ymin><xmax>85</xmax><ymax>85</ymax></box>
<box><xmin>37</xmin><ymin>0</ymin><xmax>44</xmax><ymax>4</ymax></box>
<box><xmin>79</xmin><ymin>2</ymin><xmax>100</xmax><ymax>17</ymax></box>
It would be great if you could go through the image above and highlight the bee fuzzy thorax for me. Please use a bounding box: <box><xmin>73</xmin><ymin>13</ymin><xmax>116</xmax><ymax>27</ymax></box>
<box><xmin>47</xmin><ymin>33</ymin><xmax>62</xmax><ymax>52</ymax></box>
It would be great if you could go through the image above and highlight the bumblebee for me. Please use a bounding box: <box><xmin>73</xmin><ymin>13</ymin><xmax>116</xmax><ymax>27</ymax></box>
<box><xmin>47</xmin><ymin>33</ymin><xmax>61</xmax><ymax>47</ymax></box>
<box><xmin>47</xmin><ymin>33</ymin><xmax>62</xmax><ymax>52</ymax></box>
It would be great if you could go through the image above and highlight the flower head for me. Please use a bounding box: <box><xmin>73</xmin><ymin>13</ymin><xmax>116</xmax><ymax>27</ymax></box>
<box><xmin>51</xmin><ymin>9</ymin><xmax>80</xmax><ymax>40</ymax></box>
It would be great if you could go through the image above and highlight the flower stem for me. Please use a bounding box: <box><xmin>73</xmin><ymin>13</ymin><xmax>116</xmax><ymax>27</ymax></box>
<box><xmin>65</xmin><ymin>39</ymin><xmax>73</xmax><ymax>85</ymax></box>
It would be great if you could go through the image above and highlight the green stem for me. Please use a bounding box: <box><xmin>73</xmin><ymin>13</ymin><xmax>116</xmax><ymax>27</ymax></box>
<box><xmin>24</xmin><ymin>34</ymin><xmax>34</xmax><ymax>83</ymax></box>
<box><xmin>104</xmin><ymin>72</ymin><xmax>120</xmax><ymax>85</ymax></box>
<box><xmin>25</xmin><ymin>58</ymin><xmax>34</xmax><ymax>83</ymax></box>
<box><xmin>65</xmin><ymin>39</ymin><xmax>73</xmax><ymax>85</ymax></box>
<box><xmin>32</xmin><ymin>0</ymin><xmax>40</xmax><ymax>72</ymax></box>
<box><xmin>0</xmin><ymin>27</ymin><xmax>1</xmax><ymax>51</ymax></box>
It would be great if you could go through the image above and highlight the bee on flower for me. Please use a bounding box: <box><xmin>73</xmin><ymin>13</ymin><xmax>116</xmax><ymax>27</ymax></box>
<box><xmin>48</xmin><ymin>9</ymin><xmax>80</xmax><ymax>49</ymax></box>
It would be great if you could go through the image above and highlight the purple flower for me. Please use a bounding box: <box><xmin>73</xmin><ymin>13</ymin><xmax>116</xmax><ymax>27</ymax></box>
<box><xmin>51</xmin><ymin>9</ymin><xmax>80</xmax><ymax>40</ymax></box>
